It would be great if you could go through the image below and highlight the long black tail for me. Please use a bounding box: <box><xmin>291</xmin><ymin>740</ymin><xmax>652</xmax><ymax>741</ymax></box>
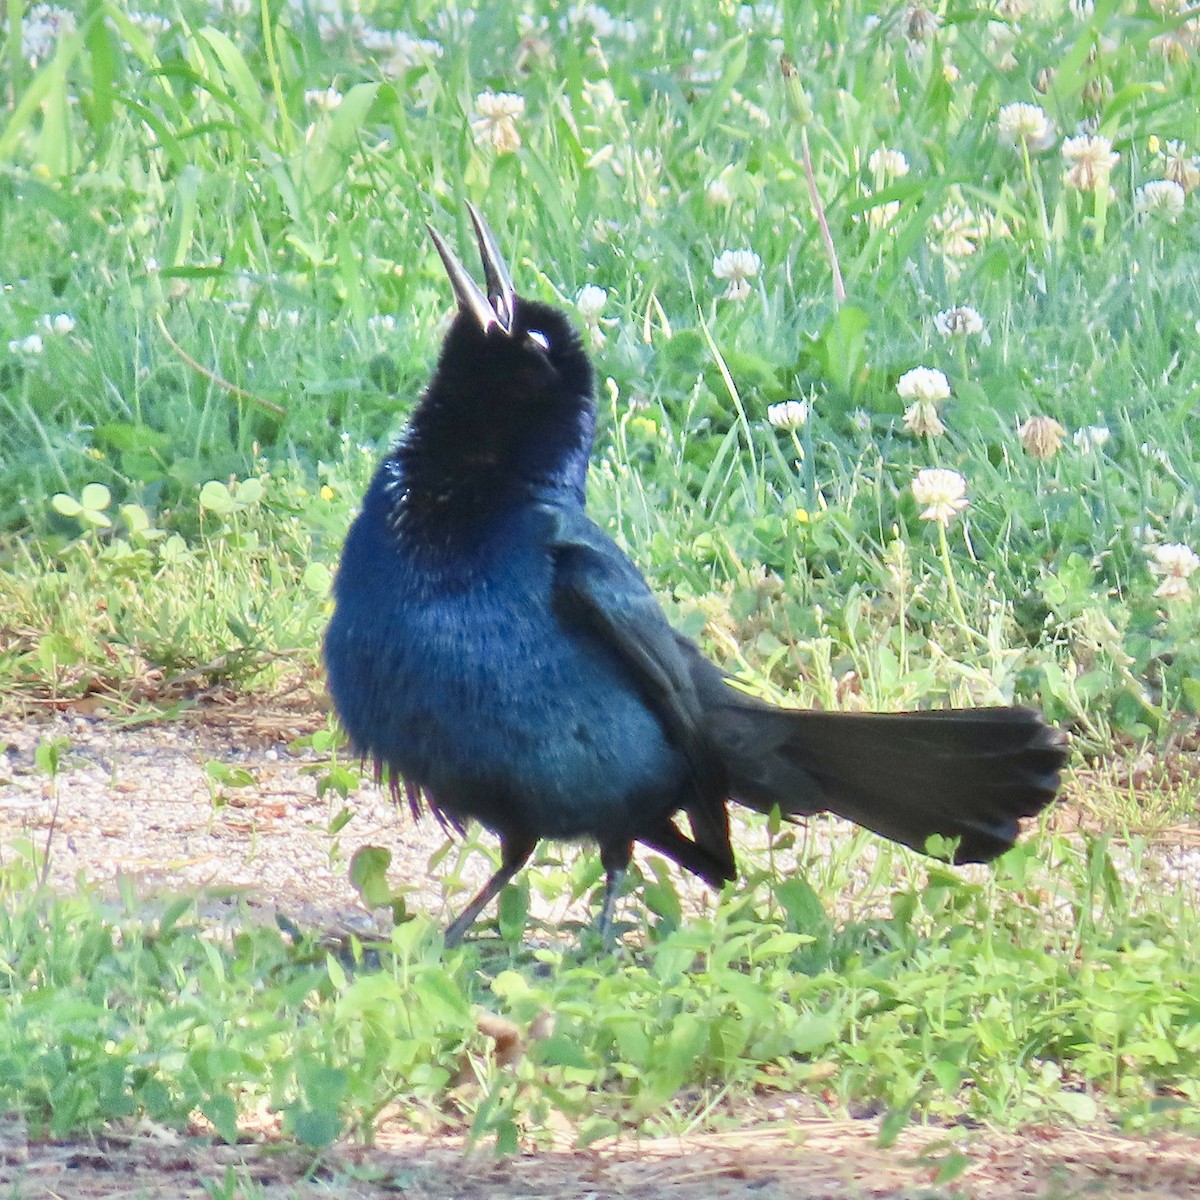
<box><xmin>708</xmin><ymin>700</ymin><xmax>1067</xmax><ymax>863</ymax></box>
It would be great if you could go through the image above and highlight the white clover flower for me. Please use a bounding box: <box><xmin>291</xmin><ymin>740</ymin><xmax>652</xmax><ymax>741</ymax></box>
<box><xmin>868</xmin><ymin>147</ymin><xmax>910</xmax><ymax>180</ymax></box>
<box><xmin>1073</xmin><ymin>425</ymin><xmax>1111</xmax><ymax>452</ymax></box>
<box><xmin>934</xmin><ymin>305</ymin><xmax>984</xmax><ymax>337</ymax></box>
<box><xmin>576</xmin><ymin>284</ymin><xmax>607</xmax><ymax>321</ymax></box>
<box><xmin>576</xmin><ymin>284</ymin><xmax>613</xmax><ymax>348</ymax></box>
<box><xmin>305</xmin><ymin>86</ymin><xmax>343</xmax><ymax>110</ymax></box>
<box><xmin>471</xmin><ymin>91</ymin><xmax>525</xmax><ymax>154</ymax></box>
<box><xmin>1019</xmin><ymin>414</ymin><xmax>1067</xmax><ymax>460</ymax></box>
<box><xmin>1062</xmin><ymin>134</ymin><xmax>1119</xmax><ymax>192</ymax></box>
<box><xmin>581</xmin><ymin>3</ymin><xmax>616</xmax><ymax>37</ymax></box>
<box><xmin>1150</xmin><ymin>30</ymin><xmax>1190</xmax><ymax>64</ymax></box>
<box><xmin>8</xmin><ymin>333</ymin><xmax>45</xmax><ymax>355</ymax></box>
<box><xmin>988</xmin><ymin>24</ymin><xmax>1019</xmax><ymax>73</ymax></box>
<box><xmin>580</xmin><ymin>4</ymin><xmax>636</xmax><ymax>40</ymax></box>
<box><xmin>997</xmin><ymin>102</ymin><xmax>1055</xmax><ymax>151</ymax></box>
<box><xmin>41</xmin><ymin>312</ymin><xmax>75</xmax><ymax>335</ymax></box>
<box><xmin>930</xmin><ymin>202</ymin><xmax>986</xmax><ymax>265</ymax></box>
<box><xmin>17</xmin><ymin>4</ymin><xmax>74</xmax><ymax>65</ymax></box>
<box><xmin>1152</xmin><ymin>543</ymin><xmax>1199</xmax><ymax>577</ymax></box>
<box><xmin>1150</xmin><ymin>542</ymin><xmax>1199</xmax><ymax>602</ymax></box>
<box><xmin>688</xmin><ymin>46</ymin><xmax>720</xmax><ymax>85</ymax></box>
<box><xmin>1135</xmin><ymin>179</ymin><xmax>1186</xmax><ymax>222</ymax></box>
<box><xmin>582</xmin><ymin>79</ymin><xmax>618</xmax><ymax>114</ymax></box>
<box><xmin>870</xmin><ymin>198</ymin><xmax>902</xmax><ymax>229</ymax></box>
<box><xmin>897</xmin><ymin>365</ymin><xmax>951</xmax><ymax>404</ymax></box>
<box><xmin>302</xmin><ymin>0</ymin><xmax>365</xmax><ymax>42</ymax></box>
<box><xmin>706</xmin><ymin>176</ymin><xmax>733</xmax><ymax>207</ymax></box>
<box><xmin>905</xmin><ymin>2</ymin><xmax>941</xmax><ymax>43</ymax></box>
<box><xmin>767</xmin><ymin>400</ymin><xmax>809</xmax><ymax>431</ymax></box>
<box><xmin>365</xmin><ymin>30</ymin><xmax>443</xmax><ymax>77</ymax></box>
<box><xmin>912</xmin><ymin>468</ymin><xmax>968</xmax><ymax>525</ymax></box>
<box><xmin>738</xmin><ymin>3</ymin><xmax>784</xmax><ymax>32</ymax></box>
<box><xmin>712</xmin><ymin>249</ymin><xmax>761</xmax><ymax>301</ymax></box>
<box><xmin>903</xmin><ymin>400</ymin><xmax>946</xmax><ymax>438</ymax></box>
<box><xmin>1159</xmin><ymin>140</ymin><xmax>1200</xmax><ymax>194</ymax></box>
<box><xmin>128</xmin><ymin>11</ymin><xmax>171</xmax><ymax>37</ymax></box>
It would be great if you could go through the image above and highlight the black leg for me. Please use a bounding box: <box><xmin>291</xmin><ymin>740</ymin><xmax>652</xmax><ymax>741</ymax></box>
<box><xmin>596</xmin><ymin>842</ymin><xmax>632</xmax><ymax>948</ymax></box>
<box><xmin>443</xmin><ymin>836</ymin><xmax>536</xmax><ymax>947</ymax></box>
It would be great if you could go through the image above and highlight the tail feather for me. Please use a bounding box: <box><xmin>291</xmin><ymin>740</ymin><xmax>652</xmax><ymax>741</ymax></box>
<box><xmin>709</xmin><ymin>701</ymin><xmax>1067</xmax><ymax>864</ymax></box>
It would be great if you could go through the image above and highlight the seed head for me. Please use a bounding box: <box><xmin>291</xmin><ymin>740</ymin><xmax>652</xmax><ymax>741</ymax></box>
<box><xmin>1019</xmin><ymin>415</ymin><xmax>1067</xmax><ymax>460</ymax></box>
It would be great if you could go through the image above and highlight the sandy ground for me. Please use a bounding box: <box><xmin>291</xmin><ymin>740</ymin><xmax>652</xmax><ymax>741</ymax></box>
<box><xmin>3</xmin><ymin>702</ymin><xmax>1200</xmax><ymax>1199</ymax></box>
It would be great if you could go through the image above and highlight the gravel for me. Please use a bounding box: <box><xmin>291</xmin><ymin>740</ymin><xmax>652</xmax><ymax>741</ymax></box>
<box><xmin>2</xmin><ymin>706</ymin><xmax>1199</xmax><ymax>941</ymax></box>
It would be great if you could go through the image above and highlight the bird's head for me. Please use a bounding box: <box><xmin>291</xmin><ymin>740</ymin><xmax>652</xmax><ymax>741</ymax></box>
<box><xmin>406</xmin><ymin>204</ymin><xmax>596</xmax><ymax>500</ymax></box>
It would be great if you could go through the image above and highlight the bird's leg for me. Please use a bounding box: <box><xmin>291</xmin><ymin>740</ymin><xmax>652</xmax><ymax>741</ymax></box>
<box><xmin>596</xmin><ymin>843</ymin><xmax>632</xmax><ymax>947</ymax></box>
<box><xmin>443</xmin><ymin>836</ymin><xmax>535</xmax><ymax>947</ymax></box>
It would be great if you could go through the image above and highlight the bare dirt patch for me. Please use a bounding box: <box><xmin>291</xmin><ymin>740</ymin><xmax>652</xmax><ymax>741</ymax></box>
<box><xmin>4</xmin><ymin>705</ymin><xmax>1200</xmax><ymax>1199</ymax></box>
<box><xmin>6</xmin><ymin>1113</ymin><xmax>1200</xmax><ymax>1199</ymax></box>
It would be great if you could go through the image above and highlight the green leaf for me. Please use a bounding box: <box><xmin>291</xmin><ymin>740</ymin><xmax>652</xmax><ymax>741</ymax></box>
<box><xmin>877</xmin><ymin>1100</ymin><xmax>915</xmax><ymax>1148</ymax></box>
<box><xmin>536</xmin><ymin>1034</ymin><xmax>592</xmax><ymax>1071</ymax></box>
<box><xmin>576</xmin><ymin>1116</ymin><xmax>620</xmax><ymax>1148</ymax></box>
<box><xmin>51</xmin><ymin>493</ymin><xmax>83</xmax><ymax>517</ymax></box>
<box><xmin>303</xmin><ymin>562</ymin><xmax>332</xmax><ymax>593</ymax></box>
<box><xmin>776</xmin><ymin>875</ymin><xmax>830</xmax><ymax>933</ymax></box>
<box><xmin>196</xmin><ymin>27</ymin><xmax>265</xmax><ymax>123</ymax></box>
<box><xmin>413</xmin><ymin>970</ymin><xmax>471</xmax><ymax>1022</ymax></box>
<box><xmin>79</xmin><ymin>482</ymin><xmax>111</xmax><ymax>511</ymax></box>
<box><xmin>498</xmin><ymin>880</ymin><xmax>529</xmax><ymax>944</ymax></box>
<box><xmin>201</xmin><ymin>1094</ymin><xmax>239</xmax><ymax>1144</ymax></box>
<box><xmin>788</xmin><ymin>1013</ymin><xmax>839</xmax><ymax>1057</ymax></box>
<box><xmin>326</xmin><ymin>952</ymin><xmax>347</xmax><ymax>991</ymax></box>
<box><xmin>328</xmin><ymin>82</ymin><xmax>380</xmax><ymax>151</ymax></box>
<box><xmin>1055</xmin><ymin>1090</ymin><xmax>1099</xmax><ymax>1122</ymax></box>
<box><xmin>35</xmin><ymin>737</ymin><xmax>65</xmax><ymax>777</ymax></box>
<box><xmin>199</xmin><ymin>480</ymin><xmax>234</xmax><ymax>514</ymax></box>
<box><xmin>234</xmin><ymin>477</ymin><xmax>264</xmax><ymax>506</ymax></box>
<box><xmin>932</xmin><ymin>1150</ymin><xmax>971</xmax><ymax>1185</ymax></box>
<box><xmin>289</xmin><ymin>1106</ymin><xmax>342</xmax><ymax>1148</ymax></box>
<box><xmin>349</xmin><ymin>844</ymin><xmax>393</xmax><ymax>909</ymax></box>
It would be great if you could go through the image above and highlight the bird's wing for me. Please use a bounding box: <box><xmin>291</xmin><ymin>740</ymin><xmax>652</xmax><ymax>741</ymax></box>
<box><xmin>541</xmin><ymin>505</ymin><xmax>733</xmax><ymax>865</ymax></box>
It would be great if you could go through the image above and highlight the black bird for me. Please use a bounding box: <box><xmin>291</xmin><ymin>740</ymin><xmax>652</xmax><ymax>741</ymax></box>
<box><xmin>324</xmin><ymin>205</ymin><xmax>1067</xmax><ymax>945</ymax></box>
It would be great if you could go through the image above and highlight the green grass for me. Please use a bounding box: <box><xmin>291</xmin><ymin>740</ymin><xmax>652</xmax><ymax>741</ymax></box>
<box><xmin>3</xmin><ymin>819</ymin><xmax>1199</xmax><ymax>1151</ymax></box>
<box><xmin>2</xmin><ymin>0</ymin><xmax>1200</xmax><ymax>1155</ymax></box>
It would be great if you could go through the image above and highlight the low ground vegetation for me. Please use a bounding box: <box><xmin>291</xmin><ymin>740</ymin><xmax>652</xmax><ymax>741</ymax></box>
<box><xmin>2</xmin><ymin>0</ymin><xmax>1199</xmax><ymax>1186</ymax></box>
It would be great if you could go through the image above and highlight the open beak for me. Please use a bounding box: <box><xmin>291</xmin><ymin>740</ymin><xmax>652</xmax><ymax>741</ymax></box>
<box><xmin>426</xmin><ymin>203</ymin><xmax>516</xmax><ymax>335</ymax></box>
